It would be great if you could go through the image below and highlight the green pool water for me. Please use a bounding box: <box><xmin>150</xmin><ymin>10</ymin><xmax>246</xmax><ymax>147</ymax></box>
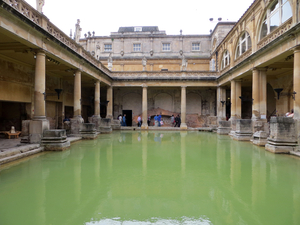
<box><xmin>1</xmin><ymin>131</ymin><xmax>300</xmax><ymax>225</ymax></box>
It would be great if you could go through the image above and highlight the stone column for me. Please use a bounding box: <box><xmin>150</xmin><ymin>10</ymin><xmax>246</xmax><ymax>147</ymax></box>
<box><xmin>70</xmin><ymin>69</ymin><xmax>83</xmax><ymax>135</ymax></box>
<box><xmin>230</xmin><ymin>80</ymin><xmax>236</xmax><ymax>120</ymax></box>
<box><xmin>94</xmin><ymin>80</ymin><xmax>100</xmax><ymax>117</ymax></box>
<box><xmin>236</xmin><ymin>80</ymin><xmax>242</xmax><ymax>119</ymax></box>
<box><xmin>260</xmin><ymin>69</ymin><xmax>267</xmax><ymax>119</ymax></box>
<box><xmin>33</xmin><ymin>51</ymin><xmax>46</xmax><ymax>120</ymax></box>
<box><xmin>92</xmin><ymin>80</ymin><xmax>101</xmax><ymax>132</ymax></box>
<box><xmin>217</xmin><ymin>86</ymin><xmax>226</xmax><ymax>120</ymax></box>
<box><xmin>294</xmin><ymin>48</ymin><xmax>300</xmax><ymax>120</ymax></box>
<box><xmin>141</xmin><ymin>85</ymin><xmax>148</xmax><ymax>129</ymax></box>
<box><xmin>29</xmin><ymin>50</ymin><xmax>49</xmax><ymax>143</ymax></box>
<box><xmin>107</xmin><ymin>86</ymin><xmax>113</xmax><ymax>119</ymax></box>
<box><xmin>74</xmin><ymin>69</ymin><xmax>82</xmax><ymax>117</ymax></box>
<box><xmin>252</xmin><ymin>69</ymin><xmax>260</xmax><ymax>119</ymax></box>
<box><xmin>180</xmin><ymin>86</ymin><xmax>188</xmax><ymax>129</ymax></box>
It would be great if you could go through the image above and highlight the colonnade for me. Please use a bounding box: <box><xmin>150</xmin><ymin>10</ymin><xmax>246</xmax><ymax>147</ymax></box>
<box><xmin>30</xmin><ymin>49</ymin><xmax>113</xmax><ymax>142</ymax></box>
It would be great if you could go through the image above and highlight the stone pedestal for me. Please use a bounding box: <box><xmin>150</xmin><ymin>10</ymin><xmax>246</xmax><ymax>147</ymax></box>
<box><xmin>229</xmin><ymin>118</ymin><xmax>237</xmax><ymax>136</ymax></box>
<box><xmin>252</xmin><ymin>131</ymin><xmax>268</xmax><ymax>146</ymax></box>
<box><xmin>100</xmin><ymin>118</ymin><xmax>112</xmax><ymax>133</ymax></box>
<box><xmin>208</xmin><ymin>116</ymin><xmax>218</xmax><ymax>131</ymax></box>
<box><xmin>29</xmin><ymin>119</ymin><xmax>50</xmax><ymax>143</ymax></box>
<box><xmin>80</xmin><ymin>123</ymin><xmax>97</xmax><ymax>139</ymax></box>
<box><xmin>111</xmin><ymin>119</ymin><xmax>121</xmax><ymax>130</ymax></box>
<box><xmin>217</xmin><ymin>121</ymin><xmax>231</xmax><ymax>135</ymax></box>
<box><xmin>90</xmin><ymin>116</ymin><xmax>101</xmax><ymax>132</ymax></box>
<box><xmin>265</xmin><ymin>117</ymin><xmax>297</xmax><ymax>153</ymax></box>
<box><xmin>70</xmin><ymin>116</ymin><xmax>84</xmax><ymax>136</ymax></box>
<box><xmin>42</xmin><ymin>129</ymin><xmax>70</xmax><ymax>151</ymax></box>
<box><xmin>232</xmin><ymin>119</ymin><xmax>252</xmax><ymax>141</ymax></box>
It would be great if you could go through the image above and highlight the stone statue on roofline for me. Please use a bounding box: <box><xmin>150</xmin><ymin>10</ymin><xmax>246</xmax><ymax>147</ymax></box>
<box><xmin>74</xmin><ymin>19</ymin><xmax>82</xmax><ymax>43</ymax></box>
<box><xmin>181</xmin><ymin>55</ymin><xmax>187</xmax><ymax>71</ymax></box>
<box><xmin>36</xmin><ymin>0</ymin><xmax>45</xmax><ymax>13</ymax></box>
<box><xmin>142</xmin><ymin>56</ymin><xmax>147</xmax><ymax>71</ymax></box>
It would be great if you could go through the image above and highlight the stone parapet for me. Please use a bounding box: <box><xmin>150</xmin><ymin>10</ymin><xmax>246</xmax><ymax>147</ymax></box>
<box><xmin>80</xmin><ymin>123</ymin><xmax>97</xmax><ymax>139</ymax></box>
<box><xmin>232</xmin><ymin>119</ymin><xmax>252</xmax><ymax>141</ymax></box>
<box><xmin>265</xmin><ymin>117</ymin><xmax>297</xmax><ymax>153</ymax></box>
<box><xmin>41</xmin><ymin>129</ymin><xmax>70</xmax><ymax>151</ymax></box>
<box><xmin>217</xmin><ymin>121</ymin><xmax>231</xmax><ymax>135</ymax></box>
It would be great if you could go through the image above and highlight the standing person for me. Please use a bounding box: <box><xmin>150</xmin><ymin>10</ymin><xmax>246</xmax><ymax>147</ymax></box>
<box><xmin>154</xmin><ymin>114</ymin><xmax>158</xmax><ymax>126</ymax></box>
<box><xmin>170</xmin><ymin>115</ymin><xmax>174</xmax><ymax>126</ymax></box>
<box><xmin>158</xmin><ymin>113</ymin><xmax>162</xmax><ymax>127</ymax></box>
<box><xmin>122</xmin><ymin>114</ymin><xmax>127</xmax><ymax>126</ymax></box>
<box><xmin>137</xmin><ymin>116</ymin><xmax>142</xmax><ymax>127</ymax></box>
<box><xmin>177</xmin><ymin>115</ymin><xmax>181</xmax><ymax>127</ymax></box>
<box><xmin>174</xmin><ymin>115</ymin><xmax>179</xmax><ymax>127</ymax></box>
<box><xmin>147</xmin><ymin>115</ymin><xmax>151</xmax><ymax>126</ymax></box>
<box><xmin>118</xmin><ymin>114</ymin><xmax>122</xmax><ymax>125</ymax></box>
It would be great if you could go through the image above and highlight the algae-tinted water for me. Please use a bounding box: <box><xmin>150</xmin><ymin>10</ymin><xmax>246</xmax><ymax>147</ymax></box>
<box><xmin>1</xmin><ymin>131</ymin><xmax>300</xmax><ymax>225</ymax></box>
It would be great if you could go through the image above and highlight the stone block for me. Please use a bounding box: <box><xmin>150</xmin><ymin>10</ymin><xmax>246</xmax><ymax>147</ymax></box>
<box><xmin>265</xmin><ymin>117</ymin><xmax>297</xmax><ymax>154</ymax></box>
<box><xmin>232</xmin><ymin>119</ymin><xmax>252</xmax><ymax>141</ymax></box>
<box><xmin>70</xmin><ymin>116</ymin><xmax>84</xmax><ymax>135</ymax></box>
<box><xmin>217</xmin><ymin>120</ymin><xmax>231</xmax><ymax>135</ymax></box>
<box><xmin>41</xmin><ymin>129</ymin><xmax>70</xmax><ymax>151</ymax></box>
<box><xmin>90</xmin><ymin>116</ymin><xmax>101</xmax><ymax>132</ymax></box>
<box><xmin>100</xmin><ymin>118</ymin><xmax>112</xmax><ymax>133</ymax></box>
<box><xmin>80</xmin><ymin>123</ymin><xmax>97</xmax><ymax>139</ymax></box>
<box><xmin>252</xmin><ymin>131</ymin><xmax>268</xmax><ymax>146</ymax></box>
<box><xmin>21</xmin><ymin>120</ymin><xmax>30</xmax><ymax>136</ymax></box>
<box><xmin>29</xmin><ymin>119</ymin><xmax>50</xmax><ymax>143</ymax></box>
<box><xmin>111</xmin><ymin>119</ymin><xmax>121</xmax><ymax>130</ymax></box>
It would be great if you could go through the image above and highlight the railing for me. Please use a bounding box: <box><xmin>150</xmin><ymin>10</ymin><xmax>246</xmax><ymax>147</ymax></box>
<box><xmin>111</xmin><ymin>71</ymin><xmax>218</xmax><ymax>80</ymax></box>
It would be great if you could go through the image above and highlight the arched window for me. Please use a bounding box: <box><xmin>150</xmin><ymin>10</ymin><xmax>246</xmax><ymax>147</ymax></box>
<box><xmin>221</xmin><ymin>50</ymin><xmax>230</xmax><ymax>69</ymax></box>
<box><xmin>235</xmin><ymin>32</ymin><xmax>252</xmax><ymax>59</ymax></box>
<box><xmin>260</xmin><ymin>0</ymin><xmax>292</xmax><ymax>40</ymax></box>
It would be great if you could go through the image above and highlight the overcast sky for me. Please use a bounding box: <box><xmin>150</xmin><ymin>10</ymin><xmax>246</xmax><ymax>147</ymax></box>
<box><xmin>25</xmin><ymin>0</ymin><xmax>254</xmax><ymax>37</ymax></box>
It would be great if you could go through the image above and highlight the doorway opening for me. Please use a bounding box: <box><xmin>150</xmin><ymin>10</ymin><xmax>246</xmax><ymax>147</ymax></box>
<box><xmin>122</xmin><ymin>110</ymin><xmax>132</xmax><ymax>126</ymax></box>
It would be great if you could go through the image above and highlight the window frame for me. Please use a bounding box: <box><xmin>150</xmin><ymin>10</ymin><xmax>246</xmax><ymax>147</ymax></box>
<box><xmin>162</xmin><ymin>43</ymin><xmax>171</xmax><ymax>52</ymax></box>
<box><xmin>104</xmin><ymin>43</ymin><xmax>112</xmax><ymax>52</ymax></box>
<box><xmin>133</xmin><ymin>43</ymin><xmax>141</xmax><ymax>52</ymax></box>
<box><xmin>235</xmin><ymin>32</ymin><xmax>252</xmax><ymax>59</ymax></box>
<box><xmin>221</xmin><ymin>50</ymin><xmax>230</xmax><ymax>70</ymax></box>
<box><xmin>259</xmin><ymin>0</ymin><xmax>292</xmax><ymax>40</ymax></box>
<box><xmin>192</xmin><ymin>42</ymin><xmax>200</xmax><ymax>51</ymax></box>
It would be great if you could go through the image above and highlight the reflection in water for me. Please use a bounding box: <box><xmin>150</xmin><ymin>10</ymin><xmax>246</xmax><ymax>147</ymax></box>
<box><xmin>1</xmin><ymin>131</ymin><xmax>300</xmax><ymax>225</ymax></box>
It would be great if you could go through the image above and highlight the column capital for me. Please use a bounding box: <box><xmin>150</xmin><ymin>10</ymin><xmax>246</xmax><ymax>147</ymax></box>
<box><xmin>292</xmin><ymin>46</ymin><xmax>300</xmax><ymax>53</ymax></box>
<box><xmin>252</xmin><ymin>67</ymin><xmax>267</xmax><ymax>72</ymax></box>
<box><xmin>142</xmin><ymin>84</ymin><xmax>148</xmax><ymax>88</ymax></box>
<box><xmin>181</xmin><ymin>85</ymin><xmax>187</xmax><ymax>88</ymax></box>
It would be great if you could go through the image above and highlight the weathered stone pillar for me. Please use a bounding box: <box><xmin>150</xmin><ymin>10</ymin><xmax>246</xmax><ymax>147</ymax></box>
<box><xmin>74</xmin><ymin>69</ymin><xmax>82</xmax><ymax>117</ymax></box>
<box><xmin>141</xmin><ymin>85</ymin><xmax>148</xmax><ymax>129</ymax></box>
<box><xmin>29</xmin><ymin>50</ymin><xmax>49</xmax><ymax>143</ymax></box>
<box><xmin>107</xmin><ymin>86</ymin><xmax>113</xmax><ymax>119</ymax></box>
<box><xmin>230</xmin><ymin>80</ymin><xmax>236</xmax><ymax>120</ymax></box>
<box><xmin>94</xmin><ymin>80</ymin><xmax>100</xmax><ymax>117</ymax></box>
<box><xmin>260</xmin><ymin>70</ymin><xmax>267</xmax><ymax>119</ymax></box>
<box><xmin>34</xmin><ymin>51</ymin><xmax>46</xmax><ymax>120</ymax></box>
<box><xmin>294</xmin><ymin>48</ymin><xmax>300</xmax><ymax>120</ymax></box>
<box><xmin>180</xmin><ymin>86</ymin><xmax>188</xmax><ymax>129</ymax></box>
<box><xmin>91</xmin><ymin>80</ymin><xmax>101</xmax><ymax>132</ymax></box>
<box><xmin>252</xmin><ymin>69</ymin><xmax>260</xmax><ymax>119</ymax></box>
<box><xmin>70</xmin><ymin>69</ymin><xmax>83</xmax><ymax>135</ymax></box>
<box><xmin>236</xmin><ymin>80</ymin><xmax>242</xmax><ymax>119</ymax></box>
<box><xmin>217</xmin><ymin>86</ymin><xmax>226</xmax><ymax>120</ymax></box>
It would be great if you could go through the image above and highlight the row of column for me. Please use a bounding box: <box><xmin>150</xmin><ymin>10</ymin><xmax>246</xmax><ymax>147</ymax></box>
<box><xmin>33</xmin><ymin>50</ymin><xmax>113</xmax><ymax>121</ymax></box>
<box><xmin>216</xmin><ymin>69</ymin><xmax>268</xmax><ymax>121</ymax></box>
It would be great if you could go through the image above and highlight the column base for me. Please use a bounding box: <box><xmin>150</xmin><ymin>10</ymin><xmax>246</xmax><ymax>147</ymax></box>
<box><xmin>141</xmin><ymin>123</ymin><xmax>148</xmax><ymax>129</ymax></box>
<box><xmin>70</xmin><ymin>116</ymin><xmax>84</xmax><ymax>135</ymax></box>
<box><xmin>29</xmin><ymin>119</ymin><xmax>50</xmax><ymax>143</ymax></box>
<box><xmin>91</xmin><ymin>115</ymin><xmax>101</xmax><ymax>132</ymax></box>
<box><xmin>180</xmin><ymin>123</ymin><xmax>188</xmax><ymax>129</ymax></box>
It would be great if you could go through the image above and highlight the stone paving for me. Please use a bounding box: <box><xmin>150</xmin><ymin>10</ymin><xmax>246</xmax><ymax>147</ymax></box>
<box><xmin>0</xmin><ymin>137</ymin><xmax>24</xmax><ymax>151</ymax></box>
